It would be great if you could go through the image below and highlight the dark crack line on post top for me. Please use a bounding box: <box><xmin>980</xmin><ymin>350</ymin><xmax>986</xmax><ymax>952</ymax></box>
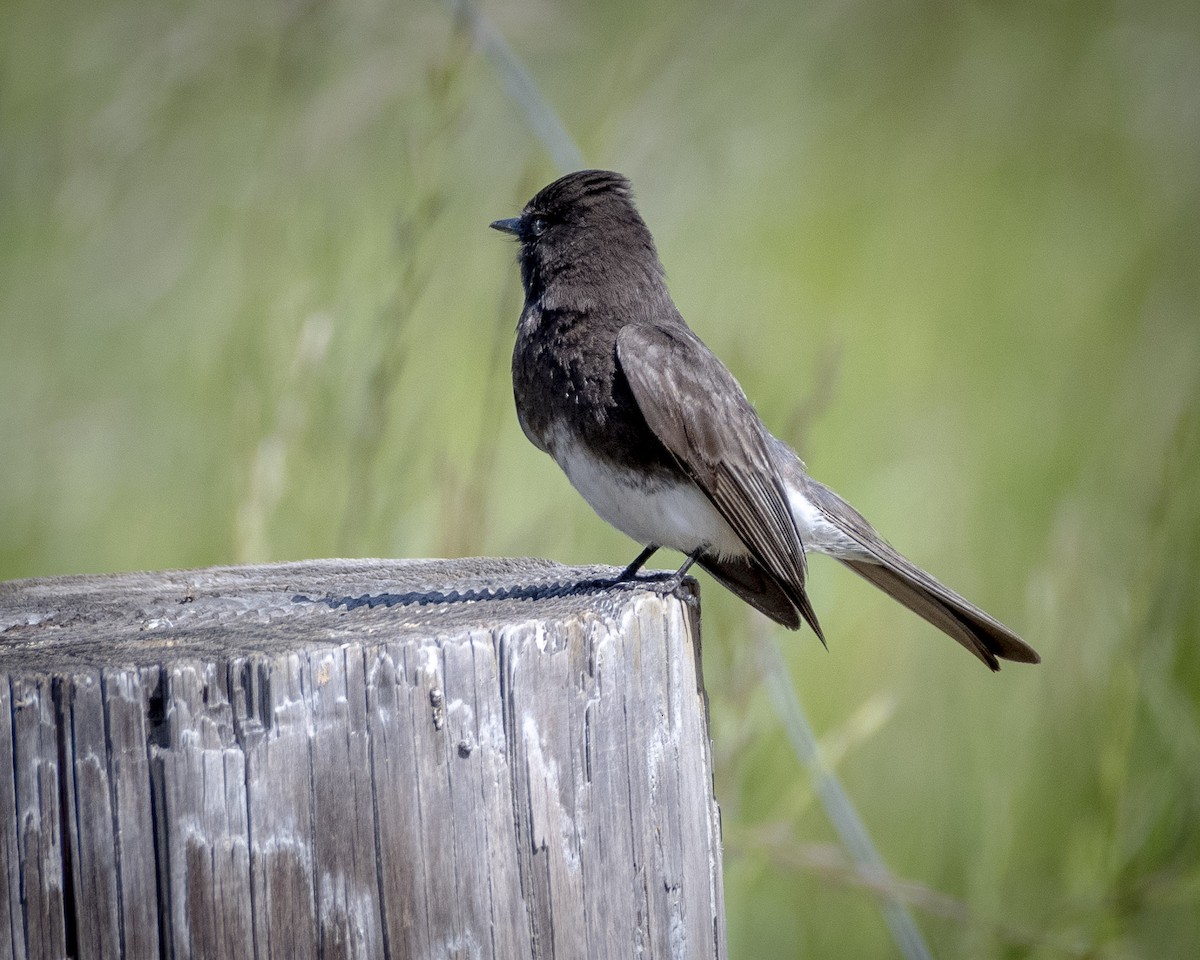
<box><xmin>291</xmin><ymin>573</ymin><xmax>691</xmax><ymax>613</ymax></box>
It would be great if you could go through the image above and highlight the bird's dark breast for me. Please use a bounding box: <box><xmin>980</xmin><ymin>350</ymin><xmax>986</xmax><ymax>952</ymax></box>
<box><xmin>512</xmin><ymin>307</ymin><xmax>678</xmax><ymax>479</ymax></box>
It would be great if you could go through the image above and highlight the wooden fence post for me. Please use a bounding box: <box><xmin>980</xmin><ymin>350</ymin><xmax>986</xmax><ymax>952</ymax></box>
<box><xmin>0</xmin><ymin>557</ymin><xmax>727</xmax><ymax>960</ymax></box>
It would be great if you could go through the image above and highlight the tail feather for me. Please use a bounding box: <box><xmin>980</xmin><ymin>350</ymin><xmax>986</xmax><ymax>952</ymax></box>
<box><xmin>840</xmin><ymin>558</ymin><xmax>1037</xmax><ymax>671</ymax></box>
<box><xmin>781</xmin><ymin>464</ymin><xmax>1040</xmax><ymax>670</ymax></box>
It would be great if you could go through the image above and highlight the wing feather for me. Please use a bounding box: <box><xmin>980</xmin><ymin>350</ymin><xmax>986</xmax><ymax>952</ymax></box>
<box><xmin>616</xmin><ymin>324</ymin><xmax>823</xmax><ymax>639</ymax></box>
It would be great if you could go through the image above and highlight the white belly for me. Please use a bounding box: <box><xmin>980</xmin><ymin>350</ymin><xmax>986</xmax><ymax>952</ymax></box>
<box><xmin>552</xmin><ymin>437</ymin><xmax>748</xmax><ymax>559</ymax></box>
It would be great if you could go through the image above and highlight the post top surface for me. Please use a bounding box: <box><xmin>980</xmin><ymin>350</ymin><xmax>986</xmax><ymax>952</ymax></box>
<box><xmin>0</xmin><ymin>557</ymin><xmax>695</xmax><ymax>672</ymax></box>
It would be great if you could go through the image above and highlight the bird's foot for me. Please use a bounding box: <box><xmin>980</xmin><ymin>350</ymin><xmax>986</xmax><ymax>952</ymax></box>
<box><xmin>641</xmin><ymin>550</ymin><xmax>702</xmax><ymax>606</ymax></box>
<box><xmin>610</xmin><ymin>544</ymin><xmax>660</xmax><ymax>586</ymax></box>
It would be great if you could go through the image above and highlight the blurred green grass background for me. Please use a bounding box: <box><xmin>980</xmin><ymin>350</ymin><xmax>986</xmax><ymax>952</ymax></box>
<box><xmin>3</xmin><ymin>0</ymin><xmax>1199</xmax><ymax>955</ymax></box>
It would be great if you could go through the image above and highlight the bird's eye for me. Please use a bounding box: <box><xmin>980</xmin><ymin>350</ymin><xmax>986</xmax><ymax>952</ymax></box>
<box><xmin>529</xmin><ymin>216</ymin><xmax>548</xmax><ymax>238</ymax></box>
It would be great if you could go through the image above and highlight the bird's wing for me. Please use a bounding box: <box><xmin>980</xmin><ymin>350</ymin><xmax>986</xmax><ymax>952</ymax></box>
<box><xmin>616</xmin><ymin>323</ymin><xmax>823</xmax><ymax>639</ymax></box>
<box><xmin>696</xmin><ymin>554</ymin><xmax>803</xmax><ymax>630</ymax></box>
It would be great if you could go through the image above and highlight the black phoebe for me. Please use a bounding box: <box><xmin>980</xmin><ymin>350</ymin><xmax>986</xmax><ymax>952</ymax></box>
<box><xmin>491</xmin><ymin>170</ymin><xmax>1039</xmax><ymax>671</ymax></box>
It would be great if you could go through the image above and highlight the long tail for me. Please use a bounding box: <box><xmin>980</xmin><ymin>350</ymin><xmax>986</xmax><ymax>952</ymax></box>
<box><xmin>767</xmin><ymin>438</ymin><xmax>1040</xmax><ymax>670</ymax></box>
<box><xmin>805</xmin><ymin>476</ymin><xmax>1039</xmax><ymax>670</ymax></box>
<box><xmin>838</xmin><ymin>556</ymin><xmax>1038</xmax><ymax>670</ymax></box>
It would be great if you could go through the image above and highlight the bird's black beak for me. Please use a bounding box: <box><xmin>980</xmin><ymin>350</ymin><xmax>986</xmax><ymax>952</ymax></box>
<box><xmin>490</xmin><ymin>217</ymin><xmax>522</xmax><ymax>236</ymax></box>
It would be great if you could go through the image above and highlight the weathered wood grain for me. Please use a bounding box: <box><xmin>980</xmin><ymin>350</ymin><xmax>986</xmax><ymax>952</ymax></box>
<box><xmin>11</xmin><ymin>675</ymin><xmax>68</xmax><ymax>960</ymax></box>
<box><xmin>0</xmin><ymin>558</ymin><xmax>727</xmax><ymax>959</ymax></box>
<box><xmin>103</xmin><ymin>668</ymin><xmax>160</xmax><ymax>960</ymax></box>
<box><xmin>61</xmin><ymin>669</ymin><xmax>121</xmax><ymax>960</ymax></box>
<box><xmin>0</xmin><ymin>680</ymin><xmax>26</xmax><ymax>960</ymax></box>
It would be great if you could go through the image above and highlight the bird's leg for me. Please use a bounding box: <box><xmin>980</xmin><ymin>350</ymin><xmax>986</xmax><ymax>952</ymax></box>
<box><xmin>673</xmin><ymin>549</ymin><xmax>701</xmax><ymax>580</ymax></box>
<box><xmin>614</xmin><ymin>544</ymin><xmax>659</xmax><ymax>583</ymax></box>
<box><xmin>639</xmin><ymin>548</ymin><xmax>703</xmax><ymax>608</ymax></box>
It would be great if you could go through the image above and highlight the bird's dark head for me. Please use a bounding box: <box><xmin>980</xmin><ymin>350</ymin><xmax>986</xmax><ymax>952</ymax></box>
<box><xmin>491</xmin><ymin>170</ymin><xmax>666</xmax><ymax>309</ymax></box>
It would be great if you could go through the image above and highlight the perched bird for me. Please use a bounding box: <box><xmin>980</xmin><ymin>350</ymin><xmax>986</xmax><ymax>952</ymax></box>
<box><xmin>491</xmin><ymin>170</ymin><xmax>1039</xmax><ymax>670</ymax></box>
